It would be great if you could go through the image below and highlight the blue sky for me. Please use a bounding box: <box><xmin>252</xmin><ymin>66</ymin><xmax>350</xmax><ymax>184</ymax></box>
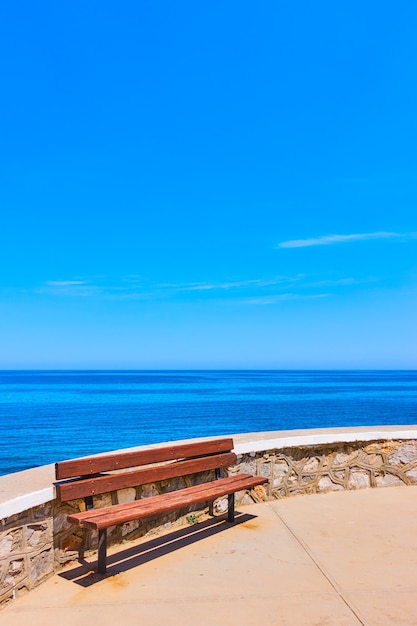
<box><xmin>1</xmin><ymin>1</ymin><xmax>416</xmax><ymax>369</ymax></box>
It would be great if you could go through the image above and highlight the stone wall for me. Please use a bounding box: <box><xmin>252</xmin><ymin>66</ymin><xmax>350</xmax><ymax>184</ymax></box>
<box><xmin>0</xmin><ymin>502</ymin><xmax>53</xmax><ymax>605</ymax></box>
<box><xmin>236</xmin><ymin>439</ymin><xmax>417</xmax><ymax>501</ymax></box>
<box><xmin>2</xmin><ymin>437</ymin><xmax>417</xmax><ymax>606</ymax></box>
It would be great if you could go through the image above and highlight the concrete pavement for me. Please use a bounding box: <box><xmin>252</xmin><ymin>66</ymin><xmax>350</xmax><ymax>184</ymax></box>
<box><xmin>2</xmin><ymin>486</ymin><xmax>417</xmax><ymax>625</ymax></box>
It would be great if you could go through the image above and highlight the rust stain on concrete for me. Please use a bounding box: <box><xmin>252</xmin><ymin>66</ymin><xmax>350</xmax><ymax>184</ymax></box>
<box><xmin>240</xmin><ymin>521</ymin><xmax>260</xmax><ymax>530</ymax></box>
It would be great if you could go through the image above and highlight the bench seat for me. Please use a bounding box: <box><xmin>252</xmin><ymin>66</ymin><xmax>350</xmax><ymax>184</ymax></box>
<box><xmin>67</xmin><ymin>473</ymin><xmax>267</xmax><ymax>530</ymax></box>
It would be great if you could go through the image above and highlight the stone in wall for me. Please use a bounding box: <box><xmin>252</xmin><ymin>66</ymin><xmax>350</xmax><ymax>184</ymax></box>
<box><xmin>348</xmin><ymin>471</ymin><xmax>371</xmax><ymax>490</ymax></box>
<box><xmin>93</xmin><ymin>492</ymin><xmax>113</xmax><ymax>509</ymax></box>
<box><xmin>117</xmin><ymin>488</ymin><xmax>136</xmax><ymax>504</ymax></box>
<box><xmin>388</xmin><ymin>442</ymin><xmax>417</xmax><ymax>465</ymax></box>
<box><xmin>212</xmin><ymin>497</ymin><xmax>228</xmax><ymax>514</ymax></box>
<box><xmin>30</xmin><ymin>548</ymin><xmax>54</xmax><ymax>582</ymax></box>
<box><xmin>121</xmin><ymin>520</ymin><xmax>141</xmax><ymax>536</ymax></box>
<box><xmin>318</xmin><ymin>477</ymin><xmax>343</xmax><ymax>493</ymax></box>
<box><xmin>375</xmin><ymin>473</ymin><xmax>404</xmax><ymax>487</ymax></box>
<box><xmin>25</xmin><ymin>524</ymin><xmax>50</xmax><ymax>548</ymax></box>
<box><xmin>53</xmin><ymin>500</ymin><xmax>85</xmax><ymax>565</ymax></box>
<box><xmin>406</xmin><ymin>468</ymin><xmax>417</xmax><ymax>482</ymax></box>
<box><xmin>0</xmin><ymin>530</ymin><xmax>21</xmax><ymax>558</ymax></box>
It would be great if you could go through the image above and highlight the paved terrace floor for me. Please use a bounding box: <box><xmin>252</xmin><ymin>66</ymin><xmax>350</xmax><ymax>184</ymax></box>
<box><xmin>2</xmin><ymin>486</ymin><xmax>417</xmax><ymax>626</ymax></box>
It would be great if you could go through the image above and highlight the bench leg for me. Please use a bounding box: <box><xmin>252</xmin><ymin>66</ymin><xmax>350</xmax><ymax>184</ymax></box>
<box><xmin>227</xmin><ymin>493</ymin><xmax>235</xmax><ymax>523</ymax></box>
<box><xmin>208</xmin><ymin>501</ymin><xmax>214</xmax><ymax>516</ymax></box>
<box><xmin>97</xmin><ymin>529</ymin><xmax>107</xmax><ymax>575</ymax></box>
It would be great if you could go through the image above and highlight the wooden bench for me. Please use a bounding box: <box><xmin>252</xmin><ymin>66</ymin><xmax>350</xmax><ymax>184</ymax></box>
<box><xmin>55</xmin><ymin>438</ymin><xmax>268</xmax><ymax>574</ymax></box>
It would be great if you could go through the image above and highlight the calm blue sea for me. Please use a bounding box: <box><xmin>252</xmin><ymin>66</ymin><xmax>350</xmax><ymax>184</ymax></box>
<box><xmin>0</xmin><ymin>370</ymin><xmax>416</xmax><ymax>476</ymax></box>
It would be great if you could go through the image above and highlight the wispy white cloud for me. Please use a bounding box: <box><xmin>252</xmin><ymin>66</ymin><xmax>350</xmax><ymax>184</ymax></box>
<box><xmin>35</xmin><ymin>273</ymin><xmax>357</xmax><ymax>303</ymax></box>
<box><xmin>305</xmin><ymin>276</ymin><xmax>379</xmax><ymax>288</ymax></box>
<box><xmin>179</xmin><ymin>277</ymin><xmax>295</xmax><ymax>291</ymax></box>
<box><xmin>180</xmin><ymin>283</ymin><xmax>217</xmax><ymax>291</ymax></box>
<box><xmin>277</xmin><ymin>231</ymin><xmax>408</xmax><ymax>249</ymax></box>
<box><xmin>37</xmin><ymin>280</ymin><xmax>99</xmax><ymax>297</ymax></box>
<box><xmin>241</xmin><ymin>293</ymin><xmax>329</xmax><ymax>305</ymax></box>
<box><xmin>45</xmin><ymin>280</ymin><xmax>87</xmax><ymax>287</ymax></box>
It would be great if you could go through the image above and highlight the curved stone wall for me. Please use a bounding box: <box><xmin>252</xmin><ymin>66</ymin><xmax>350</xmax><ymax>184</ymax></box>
<box><xmin>235</xmin><ymin>438</ymin><xmax>417</xmax><ymax>501</ymax></box>
<box><xmin>1</xmin><ymin>427</ymin><xmax>417</xmax><ymax>606</ymax></box>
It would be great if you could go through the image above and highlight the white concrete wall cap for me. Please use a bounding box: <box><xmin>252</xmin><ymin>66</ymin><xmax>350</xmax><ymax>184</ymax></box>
<box><xmin>0</xmin><ymin>487</ymin><xmax>54</xmax><ymax>520</ymax></box>
<box><xmin>234</xmin><ymin>430</ymin><xmax>417</xmax><ymax>455</ymax></box>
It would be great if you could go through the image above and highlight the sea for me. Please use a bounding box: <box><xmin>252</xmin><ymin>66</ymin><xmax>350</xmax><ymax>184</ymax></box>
<box><xmin>0</xmin><ymin>370</ymin><xmax>416</xmax><ymax>476</ymax></box>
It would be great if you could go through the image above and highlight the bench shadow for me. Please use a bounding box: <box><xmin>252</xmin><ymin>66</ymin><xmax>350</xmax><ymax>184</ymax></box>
<box><xmin>58</xmin><ymin>511</ymin><xmax>256</xmax><ymax>587</ymax></box>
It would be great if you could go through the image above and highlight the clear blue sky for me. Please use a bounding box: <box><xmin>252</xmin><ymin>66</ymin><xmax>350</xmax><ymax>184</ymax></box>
<box><xmin>1</xmin><ymin>1</ymin><xmax>416</xmax><ymax>369</ymax></box>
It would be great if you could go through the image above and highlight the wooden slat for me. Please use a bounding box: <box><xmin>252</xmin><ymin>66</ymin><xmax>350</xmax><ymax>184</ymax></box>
<box><xmin>56</xmin><ymin>452</ymin><xmax>237</xmax><ymax>501</ymax></box>
<box><xmin>67</xmin><ymin>476</ymin><xmax>247</xmax><ymax>525</ymax></box>
<box><xmin>73</xmin><ymin>475</ymin><xmax>268</xmax><ymax>530</ymax></box>
<box><xmin>67</xmin><ymin>474</ymin><xmax>265</xmax><ymax>527</ymax></box>
<box><xmin>55</xmin><ymin>438</ymin><xmax>234</xmax><ymax>479</ymax></box>
<box><xmin>67</xmin><ymin>474</ymin><xmax>268</xmax><ymax>530</ymax></box>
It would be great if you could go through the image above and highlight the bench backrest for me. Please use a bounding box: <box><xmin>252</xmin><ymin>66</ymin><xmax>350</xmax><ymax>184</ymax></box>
<box><xmin>55</xmin><ymin>438</ymin><xmax>236</xmax><ymax>502</ymax></box>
